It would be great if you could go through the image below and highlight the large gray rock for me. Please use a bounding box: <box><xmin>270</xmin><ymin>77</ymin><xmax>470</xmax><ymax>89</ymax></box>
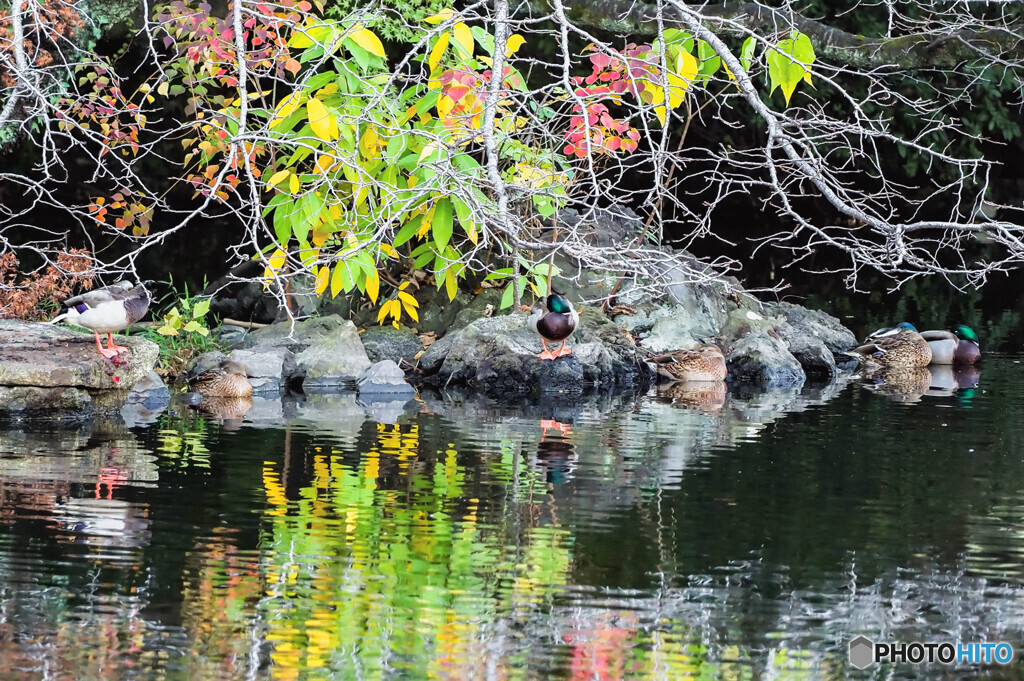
<box><xmin>357</xmin><ymin>360</ymin><xmax>416</xmax><ymax>397</ymax></box>
<box><xmin>359</xmin><ymin>326</ymin><xmax>422</xmax><ymax>367</ymax></box>
<box><xmin>294</xmin><ymin>320</ymin><xmax>371</xmax><ymax>388</ymax></box>
<box><xmin>718</xmin><ymin>308</ymin><xmax>806</xmax><ymax>387</ymax></box>
<box><xmin>0</xmin><ymin>320</ymin><xmax>160</xmax><ymax>417</ymax></box>
<box><xmin>767</xmin><ymin>302</ymin><xmax>858</xmax><ymax>378</ymax></box>
<box><xmin>229</xmin><ymin>346</ymin><xmax>296</xmax><ymax>393</ymax></box>
<box><xmin>241</xmin><ymin>314</ymin><xmax>349</xmax><ymax>351</ymax></box>
<box><xmin>0</xmin><ymin>320</ymin><xmax>159</xmax><ymax>390</ymax></box>
<box><xmin>420</xmin><ymin>309</ymin><xmax>652</xmax><ymax>394</ymax></box>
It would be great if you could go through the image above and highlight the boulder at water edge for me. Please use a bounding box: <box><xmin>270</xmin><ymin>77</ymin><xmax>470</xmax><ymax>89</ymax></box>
<box><xmin>418</xmin><ymin>309</ymin><xmax>653</xmax><ymax>394</ymax></box>
<box><xmin>0</xmin><ymin>320</ymin><xmax>160</xmax><ymax>418</ymax></box>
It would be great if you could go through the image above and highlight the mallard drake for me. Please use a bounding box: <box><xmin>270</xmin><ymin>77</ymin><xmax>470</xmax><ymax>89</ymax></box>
<box><xmin>920</xmin><ymin>325</ymin><xmax>981</xmax><ymax>365</ymax></box>
<box><xmin>846</xmin><ymin>322</ymin><xmax>931</xmax><ymax>369</ymax></box>
<box><xmin>49</xmin><ymin>280</ymin><xmax>152</xmax><ymax>359</ymax></box>
<box><xmin>188</xmin><ymin>360</ymin><xmax>253</xmax><ymax>397</ymax></box>
<box><xmin>528</xmin><ymin>292</ymin><xmax>579</xmax><ymax>360</ymax></box>
<box><xmin>649</xmin><ymin>345</ymin><xmax>727</xmax><ymax>382</ymax></box>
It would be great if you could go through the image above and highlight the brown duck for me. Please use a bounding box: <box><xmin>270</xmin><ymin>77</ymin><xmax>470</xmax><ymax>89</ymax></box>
<box><xmin>188</xmin><ymin>360</ymin><xmax>253</xmax><ymax>397</ymax></box>
<box><xmin>650</xmin><ymin>345</ymin><xmax>727</xmax><ymax>382</ymax></box>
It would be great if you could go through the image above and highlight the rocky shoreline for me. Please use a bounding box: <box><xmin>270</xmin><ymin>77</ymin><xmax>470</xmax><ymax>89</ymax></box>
<box><xmin>0</xmin><ymin>261</ymin><xmax>859</xmax><ymax>422</ymax></box>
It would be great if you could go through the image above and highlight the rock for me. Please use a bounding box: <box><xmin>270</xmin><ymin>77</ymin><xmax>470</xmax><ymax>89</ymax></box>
<box><xmin>185</xmin><ymin>351</ymin><xmax>228</xmax><ymax>380</ymax></box>
<box><xmin>768</xmin><ymin>302</ymin><xmax>859</xmax><ymax>354</ymax></box>
<box><xmin>0</xmin><ymin>386</ymin><xmax>94</xmax><ymax>420</ymax></box>
<box><xmin>357</xmin><ymin>360</ymin><xmax>416</xmax><ymax>397</ymax></box>
<box><xmin>421</xmin><ymin>310</ymin><xmax>651</xmax><ymax>394</ymax></box>
<box><xmin>359</xmin><ymin>326</ymin><xmax>422</xmax><ymax>367</ymax></box>
<box><xmin>717</xmin><ymin>308</ymin><xmax>806</xmax><ymax>386</ymax></box>
<box><xmin>0</xmin><ymin>320</ymin><xmax>159</xmax><ymax>391</ymax></box>
<box><xmin>229</xmin><ymin>346</ymin><xmax>296</xmax><ymax>393</ymax></box>
<box><xmin>293</xmin><ymin>319</ymin><xmax>371</xmax><ymax>388</ymax></box>
<box><xmin>241</xmin><ymin>314</ymin><xmax>348</xmax><ymax>351</ymax></box>
<box><xmin>213</xmin><ymin>324</ymin><xmax>248</xmax><ymax>349</ymax></box>
<box><xmin>766</xmin><ymin>302</ymin><xmax>858</xmax><ymax>379</ymax></box>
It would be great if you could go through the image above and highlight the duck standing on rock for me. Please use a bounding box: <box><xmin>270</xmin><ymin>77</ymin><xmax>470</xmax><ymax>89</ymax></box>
<box><xmin>846</xmin><ymin>321</ymin><xmax>932</xmax><ymax>369</ymax></box>
<box><xmin>49</xmin><ymin>280</ymin><xmax>152</xmax><ymax>359</ymax></box>
<box><xmin>649</xmin><ymin>345</ymin><xmax>727</xmax><ymax>382</ymax></box>
<box><xmin>920</xmin><ymin>325</ymin><xmax>981</xmax><ymax>365</ymax></box>
<box><xmin>528</xmin><ymin>292</ymin><xmax>579</xmax><ymax>360</ymax></box>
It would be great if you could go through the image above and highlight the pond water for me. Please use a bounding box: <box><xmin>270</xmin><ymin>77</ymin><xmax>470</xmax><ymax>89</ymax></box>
<box><xmin>1</xmin><ymin>357</ymin><xmax>1023</xmax><ymax>680</ymax></box>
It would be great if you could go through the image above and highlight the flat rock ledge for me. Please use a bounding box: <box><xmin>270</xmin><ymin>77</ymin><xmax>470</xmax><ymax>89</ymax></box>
<box><xmin>0</xmin><ymin>320</ymin><xmax>160</xmax><ymax>419</ymax></box>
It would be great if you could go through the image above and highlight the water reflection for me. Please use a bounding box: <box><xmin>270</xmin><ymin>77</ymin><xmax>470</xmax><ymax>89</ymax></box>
<box><xmin>0</xmin><ymin>358</ymin><xmax>1021</xmax><ymax>679</ymax></box>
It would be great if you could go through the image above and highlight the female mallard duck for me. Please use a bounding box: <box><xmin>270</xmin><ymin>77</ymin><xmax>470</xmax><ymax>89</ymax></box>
<box><xmin>920</xmin><ymin>325</ymin><xmax>980</xmax><ymax>365</ymax></box>
<box><xmin>846</xmin><ymin>322</ymin><xmax>931</xmax><ymax>369</ymax></box>
<box><xmin>49</xmin><ymin>280</ymin><xmax>152</xmax><ymax>359</ymax></box>
<box><xmin>188</xmin><ymin>360</ymin><xmax>253</xmax><ymax>397</ymax></box>
<box><xmin>649</xmin><ymin>345</ymin><xmax>727</xmax><ymax>382</ymax></box>
<box><xmin>528</xmin><ymin>292</ymin><xmax>579</xmax><ymax>360</ymax></box>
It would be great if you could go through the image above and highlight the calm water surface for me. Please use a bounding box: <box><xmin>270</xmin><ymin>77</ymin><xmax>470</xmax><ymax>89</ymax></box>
<box><xmin>1</xmin><ymin>357</ymin><xmax>1024</xmax><ymax>680</ymax></box>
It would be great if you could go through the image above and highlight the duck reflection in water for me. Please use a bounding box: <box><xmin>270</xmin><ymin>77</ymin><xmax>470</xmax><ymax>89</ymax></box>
<box><xmin>187</xmin><ymin>393</ymin><xmax>254</xmax><ymax>430</ymax></box>
<box><xmin>537</xmin><ymin>418</ymin><xmax>576</xmax><ymax>485</ymax></box>
<box><xmin>656</xmin><ymin>380</ymin><xmax>727</xmax><ymax>411</ymax></box>
<box><xmin>860</xmin><ymin>364</ymin><xmax>981</xmax><ymax>403</ymax></box>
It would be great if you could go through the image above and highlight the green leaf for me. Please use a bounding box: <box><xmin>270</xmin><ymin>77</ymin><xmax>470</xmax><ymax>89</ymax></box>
<box><xmin>500</xmin><ymin>282</ymin><xmax>515</xmax><ymax>309</ymax></box>
<box><xmin>394</xmin><ymin>215</ymin><xmax>423</xmax><ymax>247</ymax></box>
<box><xmin>432</xmin><ymin>198</ymin><xmax>453</xmax><ymax>251</ymax></box>
<box><xmin>696</xmin><ymin>40</ymin><xmax>721</xmax><ymax>83</ymax></box>
<box><xmin>740</xmin><ymin>36</ymin><xmax>756</xmax><ymax>73</ymax></box>
<box><xmin>766</xmin><ymin>31</ymin><xmax>815</xmax><ymax>106</ymax></box>
<box><xmin>191</xmin><ymin>299</ymin><xmax>211</xmax><ymax>319</ymax></box>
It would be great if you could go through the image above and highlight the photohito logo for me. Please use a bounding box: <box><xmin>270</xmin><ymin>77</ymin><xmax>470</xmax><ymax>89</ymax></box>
<box><xmin>849</xmin><ymin>636</ymin><xmax>1015</xmax><ymax>669</ymax></box>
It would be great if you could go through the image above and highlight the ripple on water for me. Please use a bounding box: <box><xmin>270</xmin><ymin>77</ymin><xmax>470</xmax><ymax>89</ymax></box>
<box><xmin>0</xmin><ymin>357</ymin><xmax>1022</xmax><ymax>679</ymax></box>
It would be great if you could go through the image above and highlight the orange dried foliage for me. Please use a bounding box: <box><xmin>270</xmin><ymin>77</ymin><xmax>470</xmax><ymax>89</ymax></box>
<box><xmin>0</xmin><ymin>249</ymin><xmax>94</xmax><ymax>320</ymax></box>
<box><xmin>0</xmin><ymin>0</ymin><xmax>85</xmax><ymax>88</ymax></box>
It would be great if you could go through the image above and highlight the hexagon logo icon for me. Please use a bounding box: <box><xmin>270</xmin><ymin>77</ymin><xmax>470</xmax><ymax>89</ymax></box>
<box><xmin>849</xmin><ymin>636</ymin><xmax>875</xmax><ymax>669</ymax></box>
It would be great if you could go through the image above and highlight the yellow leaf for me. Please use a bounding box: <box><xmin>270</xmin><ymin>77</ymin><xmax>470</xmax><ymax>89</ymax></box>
<box><xmin>350</xmin><ymin>27</ymin><xmax>386</xmax><ymax>58</ymax></box>
<box><xmin>289</xmin><ymin>173</ymin><xmax>300</xmax><ymax>194</ymax></box>
<box><xmin>403</xmin><ymin>299</ymin><xmax>419</xmax><ymax>323</ymax></box>
<box><xmin>270</xmin><ymin>92</ymin><xmax>304</xmax><ymax>129</ymax></box>
<box><xmin>157</xmin><ymin>81</ymin><xmax>169</xmax><ymax>97</ymax></box>
<box><xmin>306</xmin><ymin>97</ymin><xmax>333</xmax><ymax>141</ymax></box>
<box><xmin>452</xmin><ymin>23</ymin><xmax>473</xmax><ymax>58</ymax></box>
<box><xmin>267</xmin><ymin>169</ymin><xmax>290</xmax><ymax>189</ymax></box>
<box><xmin>398</xmin><ymin>291</ymin><xmax>419</xmax><ymax>308</ymax></box>
<box><xmin>268</xmin><ymin>248</ymin><xmax>286</xmax><ymax>270</ymax></box>
<box><xmin>263</xmin><ymin>248</ymin><xmax>287</xmax><ymax>283</ymax></box>
<box><xmin>429</xmin><ymin>33</ymin><xmax>450</xmax><ymax>71</ymax></box>
<box><xmin>506</xmin><ymin>34</ymin><xmax>526</xmax><ymax>56</ymax></box>
<box><xmin>377</xmin><ymin>303</ymin><xmax>389</xmax><ymax>324</ymax></box>
<box><xmin>380</xmin><ymin>244</ymin><xmax>398</xmax><ymax>258</ymax></box>
<box><xmin>314</xmin><ymin>154</ymin><xmax>336</xmax><ymax>174</ymax></box>
<box><xmin>423</xmin><ymin>8</ymin><xmax>454</xmax><ymax>24</ymax></box>
<box><xmin>359</xmin><ymin>127</ymin><xmax>379</xmax><ymax>160</ymax></box>
<box><xmin>315</xmin><ymin>266</ymin><xmax>329</xmax><ymax>294</ymax></box>
<box><xmin>466</xmin><ymin>223</ymin><xmax>478</xmax><ymax>245</ymax></box>
<box><xmin>390</xmin><ymin>299</ymin><xmax>402</xmax><ymax>320</ymax></box>
<box><xmin>653</xmin><ymin>105</ymin><xmax>667</xmax><ymax>126</ymax></box>
<box><xmin>365</xmin><ymin>268</ymin><xmax>379</xmax><ymax>303</ymax></box>
<box><xmin>331</xmin><ymin>263</ymin><xmax>344</xmax><ymax>298</ymax></box>
<box><xmin>445</xmin><ymin>269</ymin><xmax>458</xmax><ymax>301</ymax></box>
<box><xmin>436</xmin><ymin>95</ymin><xmax>454</xmax><ymax>121</ymax></box>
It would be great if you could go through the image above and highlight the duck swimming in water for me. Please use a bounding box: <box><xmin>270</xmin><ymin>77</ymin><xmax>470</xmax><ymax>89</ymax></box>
<box><xmin>846</xmin><ymin>321</ymin><xmax>932</xmax><ymax>369</ymax></box>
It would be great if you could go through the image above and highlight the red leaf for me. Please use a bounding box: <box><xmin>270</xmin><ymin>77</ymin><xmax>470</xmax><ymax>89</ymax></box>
<box><xmin>284</xmin><ymin>58</ymin><xmax>300</xmax><ymax>76</ymax></box>
<box><xmin>563</xmin><ymin>144</ymin><xmax>575</xmax><ymax>155</ymax></box>
<box><xmin>606</xmin><ymin>137</ymin><xmax>621</xmax><ymax>151</ymax></box>
<box><xmin>447</xmin><ymin>84</ymin><xmax>469</xmax><ymax>102</ymax></box>
<box><xmin>590</xmin><ymin>53</ymin><xmax>610</xmax><ymax>69</ymax></box>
